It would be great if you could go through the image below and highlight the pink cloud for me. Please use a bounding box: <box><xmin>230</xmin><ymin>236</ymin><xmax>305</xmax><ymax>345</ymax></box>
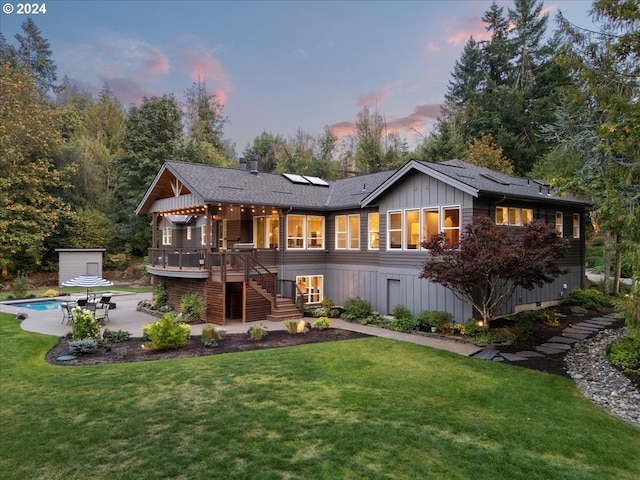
<box><xmin>356</xmin><ymin>80</ymin><xmax>403</xmax><ymax>108</ymax></box>
<box><xmin>425</xmin><ymin>42</ymin><xmax>440</xmax><ymax>52</ymax></box>
<box><xmin>328</xmin><ymin>121</ymin><xmax>356</xmax><ymax>137</ymax></box>
<box><xmin>103</xmin><ymin>77</ymin><xmax>151</xmax><ymax>107</ymax></box>
<box><xmin>445</xmin><ymin>18</ymin><xmax>491</xmax><ymax>45</ymax></box>
<box><xmin>180</xmin><ymin>49</ymin><xmax>233</xmax><ymax>104</ymax></box>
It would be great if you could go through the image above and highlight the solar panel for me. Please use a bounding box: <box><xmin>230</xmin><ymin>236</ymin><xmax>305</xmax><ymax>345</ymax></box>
<box><xmin>303</xmin><ymin>176</ymin><xmax>329</xmax><ymax>186</ymax></box>
<box><xmin>282</xmin><ymin>173</ymin><xmax>310</xmax><ymax>184</ymax></box>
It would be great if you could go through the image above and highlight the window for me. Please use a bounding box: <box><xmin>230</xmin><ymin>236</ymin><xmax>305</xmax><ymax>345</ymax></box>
<box><xmin>573</xmin><ymin>213</ymin><xmax>580</xmax><ymax>239</ymax></box>
<box><xmin>423</xmin><ymin>208</ymin><xmax>439</xmax><ymax>243</ymax></box>
<box><xmin>201</xmin><ymin>225</ymin><xmax>207</xmax><ymax>246</ymax></box>
<box><xmin>368</xmin><ymin>213</ymin><xmax>379</xmax><ymax>250</ymax></box>
<box><xmin>336</xmin><ymin>214</ymin><xmax>360</xmax><ymax>250</ymax></box>
<box><xmin>287</xmin><ymin>215</ymin><xmax>324</xmax><ymax>249</ymax></box>
<box><xmin>442</xmin><ymin>208</ymin><xmax>460</xmax><ymax>245</ymax></box>
<box><xmin>253</xmin><ymin>215</ymin><xmax>279</xmax><ymax>248</ymax></box>
<box><xmin>162</xmin><ymin>227</ymin><xmax>172</xmax><ymax>245</ymax></box>
<box><xmin>405</xmin><ymin>209</ymin><xmax>420</xmax><ymax>249</ymax></box>
<box><xmin>556</xmin><ymin>212</ymin><xmax>564</xmax><ymax>237</ymax></box>
<box><xmin>186</xmin><ymin>226</ymin><xmax>192</xmax><ymax>241</ymax></box>
<box><xmin>496</xmin><ymin>206</ymin><xmax>533</xmax><ymax>226</ymax></box>
<box><xmin>307</xmin><ymin>216</ymin><xmax>324</xmax><ymax>249</ymax></box>
<box><xmin>388</xmin><ymin>211</ymin><xmax>402</xmax><ymax>249</ymax></box>
<box><xmin>296</xmin><ymin>275</ymin><xmax>323</xmax><ymax>304</ymax></box>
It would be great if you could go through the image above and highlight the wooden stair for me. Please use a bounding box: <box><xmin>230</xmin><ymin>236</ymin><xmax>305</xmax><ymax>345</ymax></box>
<box><xmin>266</xmin><ymin>297</ymin><xmax>304</xmax><ymax>321</ymax></box>
<box><xmin>248</xmin><ymin>280</ymin><xmax>303</xmax><ymax>321</ymax></box>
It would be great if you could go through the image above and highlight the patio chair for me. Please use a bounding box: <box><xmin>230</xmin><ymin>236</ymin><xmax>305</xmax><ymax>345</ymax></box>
<box><xmin>77</xmin><ymin>298</ymin><xmax>87</xmax><ymax>307</ymax></box>
<box><xmin>61</xmin><ymin>303</ymin><xmax>74</xmax><ymax>325</ymax></box>
<box><xmin>97</xmin><ymin>295</ymin><xmax>111</xmax><ymax>308</ymax></box>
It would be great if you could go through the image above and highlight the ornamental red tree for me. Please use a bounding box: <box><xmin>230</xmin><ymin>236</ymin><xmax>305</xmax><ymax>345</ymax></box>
<box><xmin>419</xmin><ymin>215</ymin><xmax>569</xmax><ymax>325</ymax></box>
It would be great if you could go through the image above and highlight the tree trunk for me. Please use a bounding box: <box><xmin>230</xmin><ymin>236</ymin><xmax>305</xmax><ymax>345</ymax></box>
<box><xmin>604</xmin><ymin>231</ymin><xmax>612</xmax><ymax>297</ymax></box>
<box><xmin>614</xmin><ymin>232</ymin><xmax>622</xmax><ymax>295</ymax></box>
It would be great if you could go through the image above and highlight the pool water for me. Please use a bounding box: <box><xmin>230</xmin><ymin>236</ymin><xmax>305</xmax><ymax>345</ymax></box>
<box><xmin>5</xmin><ymin>299</ymin><xmax>66</xmax><ymax>311</ymax></box>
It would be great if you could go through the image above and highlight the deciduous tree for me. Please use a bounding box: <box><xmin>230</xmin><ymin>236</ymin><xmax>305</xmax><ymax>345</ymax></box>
<box><xmin>419</xmin><ymin>216</ymin><xmax>569</xmax><ymax>325</ymax></box>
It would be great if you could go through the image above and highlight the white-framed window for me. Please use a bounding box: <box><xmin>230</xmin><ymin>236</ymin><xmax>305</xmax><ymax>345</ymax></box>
<box><xmin>442</xmin><ymin>207</ymin><xmax>460</xmax><ymax>246</ymax></box>
<box><xmin>573</xmin><ymin>213</ymin><xmax>580</xmax><ymax>239</ymax></box>
<box><xmin>335</xmin><ymin>214</ymin><xmax>360</xmax><ymax>250</ymax></box>
<box><xmin>253</xmin><ymin>215</ymin><xmax>279</xmax><ymax>248</ymax></box>
<box><xmin>405</xmin><ymin>209</ymin><xmax>420</xmax><ymax>249</ymax></box>
<box><xmin>388</xmin><ymin>211</ymin><xmax>402</xmax><ymax>249</ymax></box>
<box><xmin>556</xmin><ymin>212</ymin><xmax>564</xmax><ymax>237</ymax></box>
<box><xmin>387</xmin><ymin>206</ymin><xmax>461</xmax><ymax>250</ymax></box>
<box><xmin>422</xmin><ymin>208</ymin><xmax>439</xmax><ymax>243</ymax></box>
<box><xmin>186</xmin><ymin>226</ymin><xmax>192</xmax><ymax>241</ymax></box>
<box><xmin>162</xmin><ymin>227</ymin><xmax>172</xmax><ymax>245</ymax></box>
<box><xmin>296</xmin><ymin>275</ymin><xmax>323</xmax><ymax>304</ymax></box>
<box><xmin>368</xmin><ymin>213</ymin><xmax>379</xmax><ymax>250</ymax></box>
<box><xmin>496</xmin><ymin>207</ymin><xmax>533</xmax><ymax>226</ymax></box>
<box><xmin>286</xmin><ymin>215</ymin><xmax>324</xmax><ymax>250</ymax></box>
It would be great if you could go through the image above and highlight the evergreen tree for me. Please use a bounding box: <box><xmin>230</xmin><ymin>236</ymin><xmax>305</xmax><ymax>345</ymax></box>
<box><xmin>13</xmin><ymin>18</ymin><xmax>58</xmax><ymax>93</ymax></box>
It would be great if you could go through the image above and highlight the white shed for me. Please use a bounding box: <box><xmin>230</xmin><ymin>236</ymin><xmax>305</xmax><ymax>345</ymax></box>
<box><xmin>56</xmin><ymin>249</ymin><xmax>106</xmax><ymax>286</ymax></box>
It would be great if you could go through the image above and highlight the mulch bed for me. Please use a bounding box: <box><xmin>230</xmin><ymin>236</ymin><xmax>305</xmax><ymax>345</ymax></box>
<box><xmin>46</xmin><ymin>328</ymin><xmax>370</xmax><ymax>366</ymax></box>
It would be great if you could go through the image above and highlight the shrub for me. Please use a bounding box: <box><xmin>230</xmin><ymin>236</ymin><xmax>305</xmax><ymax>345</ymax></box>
<box><xmin>44</xmin><ymin>289</ymin><xmax>58</xmax><ymax>297</ymax></box>
<box><xmin>284</xmin><ymin>319</ymin><xmax>299</xmax><ymax>334</ymax></box>
<box><xmin>143</xmin><ymin>313</ymin><xmax>191</xmax><ymax>350</ymax></box>
<box><xmin>513</xmin><ymin>309</ymin><xmax>560</xmax><ymax>327</ymax></box>
<box><xmin>12</xmin><ymin>271</ymin><xmax>28</xmax><ymax>299</ymax></box>
<box><xmin>342</xmin><ymin>297</ymin><xmax>372</xmax><ymax>321</ymax></box>
<box><xmin>321</xmin><ymin>298</ymin><xmax>335</xmax><ymax>310</ymax></box>
<box><xmin>511</xmin><ymin>318</ymin><xmax>536</xmax><ymax>340</ymax></box>
<box><xmin>311</xmin><ymin>317</ymin><xmax>331</xmax><ymax>330</ymax></box>
<box><xmin>418</xmin><ymin>311</ymin><xmax>453</xmax><ymax>330</ymax></box>
<box><xmin>565</xmin><ymin>288</ymin><xmax>614</xmax><ymax>311</ymax></box>
<box><xmin>616</xmin><ymin>295</ymin><xmax>640</xmax><ymax>334</ymax></box>
<box><xmin>201</xmin><ymin>325</ymin><xmax>218</xmax><ymax>348</ymax></box>
<box><xmin>329</xmin><ymin>308</ymin><xmax>341</xmax><ymax>317</ymax></box>
<box><xmin>607</xmin><ymin>335</ymin><xmax>640</xmax><ymax>373</ymax></box>
<box><xmin>391</xmin><ymin>304</ymin><xmax>413</xmax><ymax>320</ymax></box>
<box><xmin>103</xmin><ymin>329</ymin><xmax>131</xmax><ymax>343</ymax></box>
<box><xmin>180</xmin><ymin>292</ymin><xmax>207</xmax><ymax>323</ymax></box>
<box><xmin>247</xmin><ymin>323</ymin><xmax>268</xmax><ymax>341</ymax></box>
<box><xmin>72</xmin><ymin>308</ymin><xmax>102</xmax><ymax>340</ymax></box>
<box><xmin>154</xmin><ymin>281</ymin><xmax>169</xmax><ymax>309</ymax></box>
<box><xmin>459</xmin><ymin>319</ymin><xmax>504</xmax><ymax>343</ymax></box>
<box><xmin>360</xmin><ymin>315</ymin><xmax>389</xmax><ymax>326</ymax></box>
<box><xmin>69</xmin><ymin>339</ymin><xmax>98</xmax><ymax>354</ymax></box>
<box><xmin>389</xmin><ymin>316</ymin><xmax>419</xmax><ymax>333</ymax></box>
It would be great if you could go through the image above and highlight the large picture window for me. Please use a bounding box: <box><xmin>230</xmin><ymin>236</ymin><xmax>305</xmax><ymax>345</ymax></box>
<box><xmin>296</xmin><ymin>275</ymin><xmax>323</xmax><ymax>304</ymax></box>
<box><xmin>335</xmin><ymin>214</ymin><xmax>360</xmax><ymax>250</ymax></box>
<box><xmin>368</xmin><ymin>213</ymin><xmax>379</xmax><ymax>250</ymax></box>
<box><xmin>496</xmin><ymin>206</ymin><xmax>533</xmax><ymax>226</ymax></box>
<box><xmin>254</xmin><ymin>215</ymin><xmax>279</xmax><ymax>248</ymax></box>
<box><xmin>287</xmin><ymin>215</ymin><xmax>324</xmax><ymax>249</ymax></box>
<box><xmin>386</xmin><ymin>206</ymin><xmax>461</xmax><ymax>250</ymax></box>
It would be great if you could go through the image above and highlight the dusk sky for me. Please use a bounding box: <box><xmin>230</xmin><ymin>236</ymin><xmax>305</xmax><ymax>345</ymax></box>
<box><xmin>1</xmin><ymin>0</ymin><xmax>595</xmax><ymax>155</ymax></box>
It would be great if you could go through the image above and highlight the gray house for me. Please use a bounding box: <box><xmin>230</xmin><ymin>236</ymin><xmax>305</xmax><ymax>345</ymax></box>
<box><xmin>136</xmin><ymin>159</ymin><xmax>590</xmax><ymax>325</ymax></box>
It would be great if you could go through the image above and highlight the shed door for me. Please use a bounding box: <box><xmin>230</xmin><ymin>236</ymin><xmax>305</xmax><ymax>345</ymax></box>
<box><xmin>387</xmin><ymin>279</ymin><xmax>401</xmax><ymax>315</ymax></box>
<box><xmin>86</xmin><ymin>262</ymin><xmax>99</xmax><ymax>275</ymax></box>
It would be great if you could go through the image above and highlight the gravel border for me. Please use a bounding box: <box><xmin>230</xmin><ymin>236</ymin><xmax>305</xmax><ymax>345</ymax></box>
<box><xmin>564</xmin><ymin>328</ymin><xmax>640</xmax><ymax>427</ymax></box>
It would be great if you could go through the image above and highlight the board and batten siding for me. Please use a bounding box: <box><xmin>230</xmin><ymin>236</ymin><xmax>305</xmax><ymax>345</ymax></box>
<box><xmin>57</xmin><ymin>249</ymin><xmax>105</xmax><ymax>286</ymax></box>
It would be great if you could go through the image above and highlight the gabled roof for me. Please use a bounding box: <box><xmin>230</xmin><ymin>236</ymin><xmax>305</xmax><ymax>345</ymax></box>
<box><xmin>136</xmin><ymin>161</ymin><xmax>394</xmax><ymax>214</ymax></box>
<box><xmin>361</xmin><ymin>159</ymin><xmax>591</xmax><ymax>207</ymax></box>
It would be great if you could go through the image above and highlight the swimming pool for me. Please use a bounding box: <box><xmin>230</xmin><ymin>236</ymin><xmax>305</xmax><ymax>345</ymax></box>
<box><xmin>4</xmin><ymin>299</ymin><xmax>67</xmax><ymax>311</ymax></box>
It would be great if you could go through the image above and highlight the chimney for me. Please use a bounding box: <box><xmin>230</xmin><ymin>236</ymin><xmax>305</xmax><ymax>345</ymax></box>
<box><xmin>250</xmin><ymin>154</ymin><xmax>258</xmax><ymax>174</ymax></box>
<box><xmin>239</xmin><ymin>157</ymin><xmax>247</xmax><ymax>171</ymax></box>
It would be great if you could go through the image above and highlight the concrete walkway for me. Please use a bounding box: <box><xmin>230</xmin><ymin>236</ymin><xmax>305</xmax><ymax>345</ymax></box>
<box><xmin>1</xmin><ymin>292</ymin><xmax>481</xmax><ymax>357</ymax></box>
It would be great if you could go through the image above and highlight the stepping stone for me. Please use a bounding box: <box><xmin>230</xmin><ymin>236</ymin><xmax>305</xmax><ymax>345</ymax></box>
<box><xmin>562</xmin><ymin>332</ymin><xmax>589</xmax><ymax>340</ymax></box>
<box><xmin>536</xmin><ymin>346</ymin><xmax>565</xmax><ymax>354</ymax></box>
<box><xmin>587</xmin><ymin>319</ymin><xmax>615</xmax><ymax>326</ymax></box>
<box><xmin>473</xmin><ymin>349</ymin><xmax>499</xmax><ymax>360</ymax></box>
<box><xmin>548</xmin><ymin>336</ymin><xmax>578</xmax><ymax>344</ymax></box>
<box><xmin>516</xmin><ymin>351</ymin><xmax>546</xmax><ymax>358</ymax></box>
<box><xmin>493</xmin><ymin>357</ymin><xmax>504</xmax><ymax>362</ymax></box>
<box><xmin>501</xmin><ymin>353</ymin><xmax>527</xmax><ymax>362</ymax></box>
<box><xmin>574</xmin><ymin>322</ymin><xmax>603</xmax><ymax>331</ymax></box>
<box><xmin>540</xmin><ymin>342</ymin><xmax>572</xmax><ymax>350</ymax></box>
<box><xmin>56</xmin><ymin>355</ymin><xmax>77</xmax><ymax>361</ymax></box>
<box><xmin>563</xmin><ymin>327</ymin><xmax>593</xmax><ymax>335</ymax></box>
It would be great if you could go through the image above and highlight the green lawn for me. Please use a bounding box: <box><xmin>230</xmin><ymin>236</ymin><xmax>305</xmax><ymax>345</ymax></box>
<box><xmin>1</xmin><ymin>312</ymin><xmax>638</xmax><ymax>479</ymax></box>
